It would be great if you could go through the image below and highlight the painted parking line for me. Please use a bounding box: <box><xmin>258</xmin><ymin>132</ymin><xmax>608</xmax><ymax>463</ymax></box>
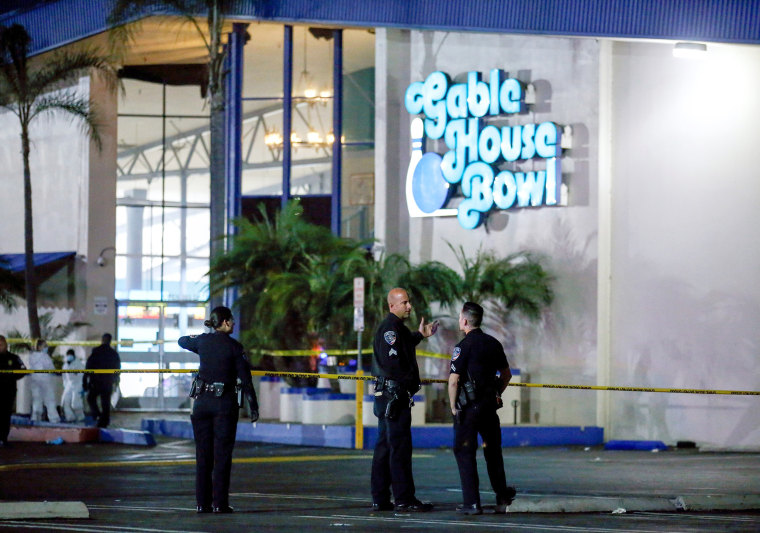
<box><xmin>0</xmin><ymin>522</ymin><xmax>210</xmax><ymax>533</ymax></box>
<box><xmin>0</xmin><ymin>453</ymin><xmax>433</xmax><ymax>472</ymax></box>
<box><xmin>298</xmin><ymin>514</ymin><xmax>666</xmax><ymax>532</ymax></box>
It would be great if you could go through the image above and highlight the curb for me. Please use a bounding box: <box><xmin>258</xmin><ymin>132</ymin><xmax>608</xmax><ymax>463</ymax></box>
<box><xmin>508</xmin><ymin>494</ymin><xmax>760</xmax><ymax>513</ymax></box>
<box><xmin>0</xmin><ymin>501</ymin><xmax>89</xmax><ymax>519</ymax></box>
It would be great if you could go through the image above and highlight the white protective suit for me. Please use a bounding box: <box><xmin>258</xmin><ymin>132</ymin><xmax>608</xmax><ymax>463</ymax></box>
<box><xmin>28</xmin><ymin>349</ymin><xmax>61</xmax><ymax>423</ymax></box>
<box><xmin>61</xmin><ymin>354</ymin><xmax>85</xmax><ymax>421</ymax></box>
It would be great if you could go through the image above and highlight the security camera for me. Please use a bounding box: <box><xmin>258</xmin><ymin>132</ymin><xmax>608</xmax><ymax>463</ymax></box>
<box><xmin>97</xmin><ymin>256</ymin><xmax>106</xmax><ymax>267</ymax></box>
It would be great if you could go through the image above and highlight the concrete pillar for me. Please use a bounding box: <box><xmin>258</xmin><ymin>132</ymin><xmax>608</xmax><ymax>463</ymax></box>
<box><xmin>126</xmin><ymin>189</ymin><xmax>146</xmax><ymax>291</ymax></box>
<box><xmin>84</xmin><ymin>72</ymin><xmax>118</xmax><ymax>338</ymax></box>
<box><xmin>596</xmin><ymin>40</ymin><xmax>613</xmax><ymax>432</ymax></box>
<box><xmin>374</xmin><ymin>28</ymin><xmax>411</xmax><ymax>256</ymax></box>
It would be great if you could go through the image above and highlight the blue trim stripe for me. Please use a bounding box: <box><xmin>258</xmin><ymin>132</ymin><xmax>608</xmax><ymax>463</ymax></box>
<box><xmin>4</xmin><ymin>0</ymin><xmax>760</xmax><ymax>58</ymax></box>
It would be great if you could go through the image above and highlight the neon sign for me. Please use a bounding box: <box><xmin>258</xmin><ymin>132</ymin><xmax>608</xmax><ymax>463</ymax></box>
<box><xmin>404</xmin><ymin>70</ymin><xmax>564</xmax><ymax>229</ymax></box>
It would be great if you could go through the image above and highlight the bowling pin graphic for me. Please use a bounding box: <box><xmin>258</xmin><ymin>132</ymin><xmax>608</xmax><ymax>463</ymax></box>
<box><xmin>405</xmin><ymin>117</ymin><xmax>457</xmax><ymax>218</ymax></box>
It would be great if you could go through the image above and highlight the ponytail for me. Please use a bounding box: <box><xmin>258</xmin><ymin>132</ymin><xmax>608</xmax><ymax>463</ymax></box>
<box><xmin>204</xmin><ymin>306</ymin><xmax>233</xmax><ymax>330</ymax></box>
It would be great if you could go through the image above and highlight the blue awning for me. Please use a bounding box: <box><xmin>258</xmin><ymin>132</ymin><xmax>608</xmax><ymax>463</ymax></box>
<box><xmin>0</xmin><ymin>252</ymin><xmax>76</xmax><ymax>273</ymax></box>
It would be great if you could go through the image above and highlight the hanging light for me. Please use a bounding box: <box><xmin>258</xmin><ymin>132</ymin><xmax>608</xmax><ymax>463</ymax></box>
<box><xmin>307</xmin><ymin>129</ymin><xmax>323</xmax><ymax>144</ymax></box>
<box><xmin>673</xmin><ymin>42</ymin><xmax>707</xmax><ymax>59</ymax></box>
<box><xmin>265</xmin><ymin>130</ymin><xmax>283</xmax><ymax>147</ymax></box>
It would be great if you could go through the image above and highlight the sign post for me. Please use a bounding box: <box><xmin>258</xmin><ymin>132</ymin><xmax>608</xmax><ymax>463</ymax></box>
<box><xmin>353</xmin><ymin>277</ymin><xmax>365</xmax><ymax>450</ymax></box>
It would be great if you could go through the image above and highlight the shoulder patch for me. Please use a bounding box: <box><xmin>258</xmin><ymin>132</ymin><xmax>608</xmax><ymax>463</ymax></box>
<box><xmin>383</xmin><ymin>331</ymin><xmax>396</xmax><ymax>345</ymax></box>
<box><xmin>451</xmin><ymin>347</ymin><xmax>461</xmax><ymax>361</ymax></box>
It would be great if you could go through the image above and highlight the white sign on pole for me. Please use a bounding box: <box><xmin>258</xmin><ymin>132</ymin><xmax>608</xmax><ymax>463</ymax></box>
<box><xmin>353</xmin><ymin>277</ymin><xmax>365</xmax><ymax>331</ymax></box>
<box><xmin>94</xmin><ymin>296</ymin><xmax>108</xmax><ymax>316</ymax></box>
<box><xmin>353</xmin><ymin>306</ymin><xmax>364</xmax><ymax>332</ymax></box>
<box><xmin>353</xmin><ymin>277</ymin><xmax>365</xmax><ymax>308</ymax></box>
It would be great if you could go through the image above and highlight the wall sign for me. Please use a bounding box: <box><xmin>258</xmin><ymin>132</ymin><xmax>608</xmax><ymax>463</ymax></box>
<box><xmin>404</xmin><ymin>69</ymin><xmax>565</xmax><ymax>229</ymax></box>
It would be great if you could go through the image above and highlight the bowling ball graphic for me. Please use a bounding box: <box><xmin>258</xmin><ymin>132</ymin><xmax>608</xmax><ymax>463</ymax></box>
<box><xmin>412</xmin><ymin>152</ymin><xmax>451</xmax><ymax>213</ymax></box>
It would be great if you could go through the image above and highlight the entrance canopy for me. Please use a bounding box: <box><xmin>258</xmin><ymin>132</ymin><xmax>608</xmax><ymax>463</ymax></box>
<box><xmin>0</xmin><ymin>252</ymin><xmax>76</xmax><ymax>273</ymax></box>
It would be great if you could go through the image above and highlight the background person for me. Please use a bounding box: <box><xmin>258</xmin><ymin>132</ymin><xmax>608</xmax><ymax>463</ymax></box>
<box><xmin>448</xmin><ymin>301</ymin><xmax>516</xmax><ymax>515</ymax></box>
<box><xmin>0</xmin><ymin>335</ymin><xmax>26</xmax><ymax>447</ymax></box>
<box><xmin>83</xmin><ymin>333</ymin><xmax>121</xmax><ymax>428</ymax></box>
<box><xmin>61</xmin><ymin>348</ymin><xmax>85</xmax><ymax>422</ymax></box>
<box><xmin>28</xmin><ymin>339</ymin><xmax>61</xmax><ymax>423</ymax></box>
<box><xmin>370</xmin><ymin>287</ymin><xmax>438</xmax><ymax>512</ymax></box>
<box><xmin>178</xmin><ymin>306</ymin><xmax>259</xmax><ymax>514</ymax></box>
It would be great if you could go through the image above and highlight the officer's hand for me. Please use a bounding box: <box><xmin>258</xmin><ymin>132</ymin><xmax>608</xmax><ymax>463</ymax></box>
<box><xmin>250</xmin><ymin>409</ymin><xmax>259</xmax><ymax>423</ymax></box>
<box><xmin>419</xmin><ymin>318</ymin><xmax>440</xmax><ymax>338</ymax></box>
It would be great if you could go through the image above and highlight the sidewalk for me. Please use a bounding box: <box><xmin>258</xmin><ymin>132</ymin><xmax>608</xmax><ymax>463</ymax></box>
<box><xmin>106</xmin><ymin>410</ymin><xmax>760</xmax><ymax>513</ymax></box>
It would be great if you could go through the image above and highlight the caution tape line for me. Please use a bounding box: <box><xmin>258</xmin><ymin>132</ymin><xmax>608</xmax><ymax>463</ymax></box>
<box><xmin>3</xmin><ymin>338</ymin><xmax>451</xmax><ymax>359</ymax></box>
<box><xmin>0</xmin><ymin>369</ymin><xmax>758</xmax><ymax>396</ymax></box>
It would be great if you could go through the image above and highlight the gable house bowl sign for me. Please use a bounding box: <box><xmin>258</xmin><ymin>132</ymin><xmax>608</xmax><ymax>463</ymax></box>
<box><xmin>404</xmin><ymin>69</ymin><xmax>565</xmax><ymax>230</ymax></box>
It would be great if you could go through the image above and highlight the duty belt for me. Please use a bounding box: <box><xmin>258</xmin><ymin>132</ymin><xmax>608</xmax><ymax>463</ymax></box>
<box><xmin>374</xmin><ymin>376</ymin><xmax>408</xmax><ymax>396</ymax></box>
<box><xmin>196</xmin><ymin>378</ymin><xmax>231</xmax><ymax>396</ymax></box>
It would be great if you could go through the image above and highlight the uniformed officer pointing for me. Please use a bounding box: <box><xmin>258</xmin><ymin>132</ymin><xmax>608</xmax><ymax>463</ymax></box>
<box><xmin>370</xmin><ymin>287</ymin><xmax>438</xmax><ymax>512</ymax></box>
<box><xmin>179</xmin><ymin>306</ymin><xmax>258</xmax><ymax>514</ymax></box>
<box><xmin>448</xmin><ymin>301</ymin><xmax>516</xmax><ymax>514</ymax></box>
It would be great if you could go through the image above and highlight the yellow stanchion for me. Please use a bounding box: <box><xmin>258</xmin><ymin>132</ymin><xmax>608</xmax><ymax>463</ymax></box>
<box><xmin>355</xmin><ymin>370</ymin><xmax>364</xmax><ymax>450</ymax></box>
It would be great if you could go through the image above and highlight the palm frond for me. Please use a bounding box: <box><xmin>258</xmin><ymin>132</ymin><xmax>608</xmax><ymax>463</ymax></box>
<box><xmin>31</xmin><ymin>93</ymin><xmax>104</xmax><ymax>149</ymax></box>
<box><xmin>0</xmin><ymin>24</ymin><xmax>30</xmax><ymax>96</ymax></box>
<box><xmin>30</xmin><ymin>48</ymin><xmax>120</xmax><ymax>98</ymax></box>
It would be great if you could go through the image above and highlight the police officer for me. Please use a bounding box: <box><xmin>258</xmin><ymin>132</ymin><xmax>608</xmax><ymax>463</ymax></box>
<box><xmin>179</xmin><ymin>306</ymin><xmax>258</xmax><ymax>514</ymax></box>
<box><xmin>370</xmin><ymin>287</ymin><xmax>438</xmax><ymax>512</ymax></box>
<box><xmin>83</xmin><ymin>333</ymin><xmax>121</xmax><ymax>428</ymax></box>
<box><xmin>0</xmin><ymin>335</ymin><xmax>26</xmax><ymax>447</ymax></box>
<box><xmin>448</xmin><ymin>302</ymin><xmax>516</xmax><ymax>515</ymax></box>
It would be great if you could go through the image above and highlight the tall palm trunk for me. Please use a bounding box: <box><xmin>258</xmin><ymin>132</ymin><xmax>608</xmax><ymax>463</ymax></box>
<box><xmin>21</xmin><ymin>120</ymin><xmax>41</xmax><ymax>339</ymax></box>
<box><xmin>208</xmin><ymin>90</ymin><xmax>225</xmax><ymax>309</ymax></box>
<box><xmin>207</xmin><ymin>2</ymin><xmax>226</xmax><ymax>309</ymax></box>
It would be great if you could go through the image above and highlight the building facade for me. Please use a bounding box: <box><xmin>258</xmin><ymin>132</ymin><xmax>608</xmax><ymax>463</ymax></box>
<box><xmin>1</xmin><ymin>1</ymin><xmax>759</xmax><ymax>447</ymax></box>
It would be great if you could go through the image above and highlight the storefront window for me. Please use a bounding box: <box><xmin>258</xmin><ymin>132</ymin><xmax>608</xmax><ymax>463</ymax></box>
<box><xmin>116</xmin><ymin>80</ymin><xmax>210</xmax><ymax>302</ymax></box>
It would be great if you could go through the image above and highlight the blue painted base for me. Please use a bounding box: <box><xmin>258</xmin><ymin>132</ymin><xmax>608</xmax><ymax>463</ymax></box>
<box><xmin>604</xmin><ymin>439</ymin><xmax>667</xmax><ymax>451</ymax></box>
<box><xmin>10</xmin><ymin>415</ymin><xmax>156</xmax><ymax>446</ymax></box>
<box><xmin>99</xmin><ymin>428</ymin><xmax>157</xmax><ymax>446</ymax></box>
<box><xmin>141</xmin><ymin>419</ymin><xmax>603</xmax><ymax>450</ymax></box>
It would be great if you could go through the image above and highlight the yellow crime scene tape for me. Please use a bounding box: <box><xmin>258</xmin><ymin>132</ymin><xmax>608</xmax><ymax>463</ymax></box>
<box><xmin>4</xmin><ymin>338</ymin><xmax>452</xmax><ymax>359</ymax></box>
<box><xmin>0</xmin><ymin>368</ymin><xmax>758</xmax><ymax>396</ymax></box>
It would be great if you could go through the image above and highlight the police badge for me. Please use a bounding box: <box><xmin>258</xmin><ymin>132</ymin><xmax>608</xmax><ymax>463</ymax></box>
<box><xmin>451</xmin><ymin>347</ymin><xmax>461</xmax><ymax>361</ymax></box>
<box><xmin>383</xmin><ymin>331</ymin><xmax>396</xmax><ymax>345</ymax></box>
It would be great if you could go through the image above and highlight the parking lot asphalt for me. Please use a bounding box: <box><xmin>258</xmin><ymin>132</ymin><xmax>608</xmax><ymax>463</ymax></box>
<box><xmin>1</xmin><ymin>413</ymin><xmax>759</xmax><ymax>532</ymax></box>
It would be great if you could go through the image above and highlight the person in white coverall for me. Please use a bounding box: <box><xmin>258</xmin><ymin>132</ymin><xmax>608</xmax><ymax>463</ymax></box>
<box><xmin>61</xmin><ymin>348</ymin><xmax>85</xmax><ymax>422</ymax></box>
<box><xmin>29</xmin><ymin>339</ymin><xmax>61</xmax><ymax>423</ymax></box>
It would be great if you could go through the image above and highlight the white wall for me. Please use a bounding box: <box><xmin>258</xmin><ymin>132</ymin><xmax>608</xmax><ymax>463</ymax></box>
<box><xmin>0</xmin><ymin>75</ymin><xmax>117</xmax><ymax>341</ymax></box>
<box><xmin>608</xmin><ymin>41</ymin><xmax>760</xmax><ymax>448</ymax></box>
<box><xmin>377</xmin><ymin>30</ymin><xmax>760</xmax><ymax>447</ymax></box>
<box><xmin>377</xmin><ymin>31</ymin><xmax>602</xmax><ymax>426</ymax></box>
<box><xmin>0</xmin><ymin>78</ymin><xmax>90</xmax><ymax>255</ymax></box>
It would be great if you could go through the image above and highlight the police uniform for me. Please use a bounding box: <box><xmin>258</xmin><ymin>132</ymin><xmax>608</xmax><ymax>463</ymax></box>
<box><xmin>370</xmin><ymin>312</ymin><xmax>423</xmax><ymax>508</ymax></box>
<box><xmin>84</xmin><ymin>342</ymin><xmax>121</xmax><ymax>428</ymax></box>
<box><xmin>450</xmin><ymin>328</ymin><xmax>514</xmax><ymax>510</ymax></box>
<box><xmin>179</xmin><ymin>331</ymin><xmax>258</xmax><ymax>513</ymax></box>
<box><xmin>0</xmin><ymin>349</ymin><xmax>26</xmax><ymax>445</ymax></box>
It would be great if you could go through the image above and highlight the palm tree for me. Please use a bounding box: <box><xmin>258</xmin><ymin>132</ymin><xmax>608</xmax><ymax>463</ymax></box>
<box><xmin>108</xmin><ymin>0</ymin><xmax>247</xmax><ymax>307</ymax></box>
<box><xmin>344</xmin><ymin>251</ymin><xmax>462</xmax><ymax>345</ymax></box>
<box><xmin>0</xmin><ymin>260</ymin><xmax>19</xmax><ymax>311</ymax></box>
<box><xmin>6</xmin><ymin>311</ymin><xmax>90</xmax><ymax>361</ymax></box>
<box><xmin>0</xmin><ymin>24</ymin><xmax>118</xmax><ymax>338</ymax></box>
<box><xmin>210</xmin><ymin>200</ymin><xmax>463</xmax><ymax>360</ymax></box>
<box><xmin>449</xmin><ymin>242</ymin><xmax>554</xmax><ymax>321</ymax></box>
<box><xmin>211</xmin><ymin>200</ymin><xmax>364</xmax><ymax>352</ymax></box>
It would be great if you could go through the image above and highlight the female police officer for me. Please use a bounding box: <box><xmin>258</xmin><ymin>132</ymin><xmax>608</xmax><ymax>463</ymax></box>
<box><xmin>179</xmin><ymin>306</ymin><xmax>258</xmax><ymax>514</ymax></box>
